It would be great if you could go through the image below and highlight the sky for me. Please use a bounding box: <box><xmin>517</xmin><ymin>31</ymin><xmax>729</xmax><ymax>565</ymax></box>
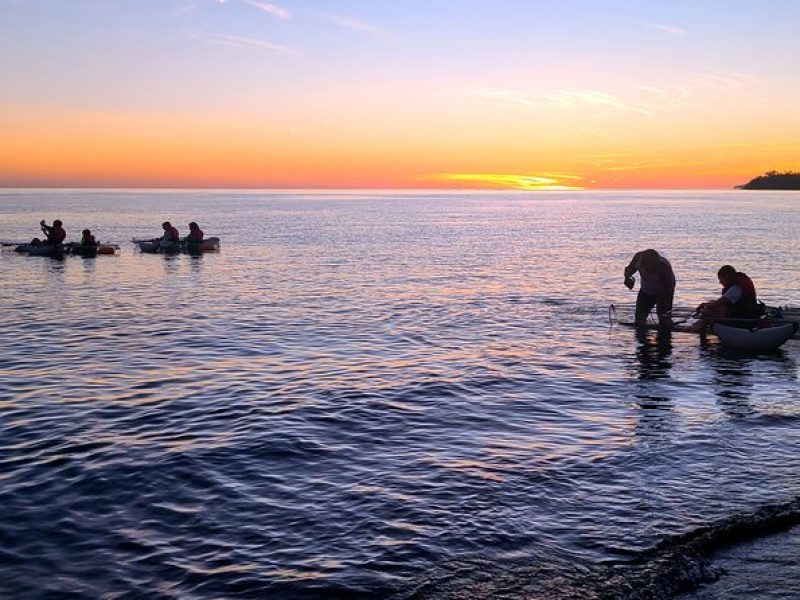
<box><xmin>1</xmin><ymin>0</ymin><xmax>799</xmax><ymax>190</ymax></box>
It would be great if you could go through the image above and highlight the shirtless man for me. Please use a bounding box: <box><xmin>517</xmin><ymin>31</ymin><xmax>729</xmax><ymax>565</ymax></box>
<box><xmin>624</xmin><ymin>249</ymin><xmax>676</xmax><ymax>328</ymax></box>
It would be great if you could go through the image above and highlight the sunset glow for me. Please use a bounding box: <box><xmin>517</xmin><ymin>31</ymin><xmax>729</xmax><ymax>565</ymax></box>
<box><xmin>1</xmin><ymin>1</ymin><xmax>799</xmax><ymax>189</ymax></box>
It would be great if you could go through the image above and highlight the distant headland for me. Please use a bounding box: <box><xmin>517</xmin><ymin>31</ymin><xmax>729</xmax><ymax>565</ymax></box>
<box><xmin>735</xmin><ymin>170</ymin><xmax>800</xmax><ymax>190</ymax></box>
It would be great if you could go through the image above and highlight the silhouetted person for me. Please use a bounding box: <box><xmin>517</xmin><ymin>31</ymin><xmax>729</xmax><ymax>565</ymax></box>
<box><xmin>160</xmin><ymin>221</ymin><xmax>180</xmax><ymax>246</ymax></box>
<box><xmin>80</xmin><ymin>229</ymin><xmax>97</xmax><ymax>247</ymax></box>
<box><xmin>36</xmin><ymin>219</ymin><xmax>66</xmax><ymax>246</ymax></box>
<box><xmin>689</xmin><ymin>265</ymin><xmax>763</xmax><ymax>332</ymax></box>
<box><xmin>624</xmin><ymin>249</ymin><xmax>676</xmax><ymax>328</ymax></box>
<box><xmin>185</xmin><ymin>222</ymin><xmax>204</xmax><ymax>243</ymax></box>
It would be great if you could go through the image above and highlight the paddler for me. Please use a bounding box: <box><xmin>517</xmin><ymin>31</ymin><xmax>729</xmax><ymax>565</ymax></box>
<box><xmin>623</xmin><ymin>249</ymin><xmax>676</xmax><ymax>328</ymax></box>
<box><xmin>160</xmin><ymin>221</ymin><xmax>180</xmax><ymax>247</ymax></box>
<box><xmin>36</xmin><ymin>219</ymin><xmax>67</xmax><ymax>246</ymax></box>
<box><xmin>689</xmin><ymin>265</ymin><xmax>764</xmax><ymax>332</ymax></box>
<box><xmin>185</xmin><ymin>222</ymin><xmax>204</xmax><ymax>244</ymax></box>
<box><xmin>80</xmin><ymin>229</ymin><xmax>98</xmax><ymax>247</ymax></box>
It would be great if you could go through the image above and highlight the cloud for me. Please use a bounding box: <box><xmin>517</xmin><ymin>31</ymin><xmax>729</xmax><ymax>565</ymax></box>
<box><xmin>644</xmin><ymin>23</ymin><xmax>686</xmax><ymax>36</ymax></box>
<box><xmin>173</xmin><ymin>3</ymin><xmax>200</xmax><ymax>17</ymax></box>
<box><xmin>242</xmin><ymin>0</ymin><xmax>290</xmax><ymax>19</ymax></box>
<box><xmin>429</xmin><ymin>173</ymin><xmax>585</xmax><ymax>190</ymax></box>
<box><xmin>475</xmin><ymin>89</ymin><xmax>656</xmax><ymax>117</ymax></box>
<box><xmin>689</xmin><ymin>71</ymin><xmax>758</xmax><ymax>91</ymax></box>
<box><xmin>313</xmin><ymin>11</ymin><xmax>390</xmax><ymax>39</ymax></box>
<box><xmin>198</xmin><ymin>33</ymin><xmax>297</xmax><ymax>55</ymax></box>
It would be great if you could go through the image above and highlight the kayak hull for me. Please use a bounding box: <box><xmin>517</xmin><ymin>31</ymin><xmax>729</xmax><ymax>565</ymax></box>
<box><xmin>71</xmin><ymin>245</ymin><xmax>99</xmax><ymax>258</ymax></box>
<box><xmin>14</xmin><ymin>244</ymin><xmax>65</xmax><ymax>259</ymax></box>
<box><xmin>135</xmin><ymin>237</ymin><xmax>220</xmax><ymax>254</ymax></box>
<box><xmin>712</xmin><ymin>322</ymin><xmax>798</xmax><ymax>351</ymax></box>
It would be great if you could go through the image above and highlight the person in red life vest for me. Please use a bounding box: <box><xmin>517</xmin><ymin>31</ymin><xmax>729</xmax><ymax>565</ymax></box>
<box><xmin>185</xmin><ymin>222</ymin><xmax>204</xmax><ymax>243</ymax></box>
<box><xmin>38</xmin><ymin>219</ymin><xmax>66</xmax><ymax>245</ymax></box>
<box><xmin>689</xmin><ymin>265</ymin><xmax>764</xmax><ymax>332</ymax></box>
<box><xmin>80</xmin><ymin>229</ymin><xmax>98</xmax><ymax>247</ymax></box>
<box><xmin>159</xmin><ymin>221</ymin><xmax>180</xmax><ymax>247</ymax></box>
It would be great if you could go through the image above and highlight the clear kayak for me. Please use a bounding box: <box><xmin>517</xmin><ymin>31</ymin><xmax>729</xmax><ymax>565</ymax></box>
<box><xmin>609</xmin><ymin>303</ymin><xmax>800</xmax><ymax>342</ymax></box>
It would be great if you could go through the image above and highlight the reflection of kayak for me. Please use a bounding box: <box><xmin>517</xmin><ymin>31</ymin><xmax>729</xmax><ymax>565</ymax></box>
<box><xmin>712</xmin><ymin>322</ymin><xmax>798</xmax><ymax>351</ymax></box>
<box><xmin>134</xmin><ymin>237</ymin><xmax>220</xmax><ymax>254</ymax></box>
<box><xmin>14</xmin><ymin>243</ymin><xmax>65</xmax><ymax>259</ymax></box>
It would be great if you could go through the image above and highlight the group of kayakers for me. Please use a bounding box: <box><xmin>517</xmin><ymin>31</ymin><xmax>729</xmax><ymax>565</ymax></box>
<box><xmin>30</xmin><ymin>219</ymin><xmax>204</xmax><ymax>248</ymax></box>
<box><xmin>157</xmin><ymin>221</ymin><xmax>204</xmax><ymax>245</ymax></box>
<box><xmin>32</xmin><ymin>219</ymin><xmax>104</xmax><ymax>249</ymax></box>
<box><xmin>624</xmin><ymin>249</ymin><xmax>763</xmax><ymax>332</ymax></box>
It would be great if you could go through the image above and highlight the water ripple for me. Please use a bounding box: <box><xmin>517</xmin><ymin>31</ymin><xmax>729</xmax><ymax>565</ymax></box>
<box><xmin>1</xmin><ymin>191</ymin><xmax>799</xmax><ymax>598</ymax></box>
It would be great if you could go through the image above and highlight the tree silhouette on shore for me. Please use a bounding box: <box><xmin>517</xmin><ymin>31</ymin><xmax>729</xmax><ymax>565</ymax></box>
<box><xmin>736</xmin><ymin>170</ymin><xmax>800</xmax><ymax>190</ymax></box>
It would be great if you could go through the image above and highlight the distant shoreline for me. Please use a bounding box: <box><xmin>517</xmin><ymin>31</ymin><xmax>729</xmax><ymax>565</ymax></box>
<box><xmin>736</xmin><ymin>171</ymin><xmax>800</xmax><ymax>190</ymax></box>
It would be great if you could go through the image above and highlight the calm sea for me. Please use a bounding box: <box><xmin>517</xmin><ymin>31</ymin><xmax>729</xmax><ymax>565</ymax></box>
<box><xmin>1</xmin><ymin>190</ymin><xmax>799</xmax><ymax>599</ymax></box>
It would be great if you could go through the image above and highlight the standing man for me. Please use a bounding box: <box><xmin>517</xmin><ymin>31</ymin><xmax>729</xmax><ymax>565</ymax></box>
<box><xmin>624</xmin><ymin>249</ymin><xmax>676</xmax><ymax>328</ymax></box>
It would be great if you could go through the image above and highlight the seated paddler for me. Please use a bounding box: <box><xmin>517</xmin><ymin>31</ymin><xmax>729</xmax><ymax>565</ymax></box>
<box><xmin>185</xmin><ymin>222</ymin><xmax>204</xmax><ymax>244</ymax></box>
<box><xmin>689</xmin><ymin>265</ymin><xmax>764</xmax><ymax>332</ymax></box>
<box><xmin>80</xmin><ymin>229</ymin><xmax>98</xmax><ymax>247</ymax></box>
<box><xmin>160</xmin><ymin>221</ymin><xmax>180</xmax><ymax>246</ymax></box>
<box><xmin>37</xmin><ymin>219</ymin><xmax>67</xmax><ymax>246</ymax></box>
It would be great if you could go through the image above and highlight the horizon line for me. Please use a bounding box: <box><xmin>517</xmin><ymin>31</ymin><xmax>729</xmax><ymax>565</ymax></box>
<box><xmin>0</xmin><ymin>185</ymin><xmax>748</xmax><ymax>192</ymax></box>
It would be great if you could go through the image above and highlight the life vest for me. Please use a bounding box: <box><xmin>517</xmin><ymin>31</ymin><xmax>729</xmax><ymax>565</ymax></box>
<box><xmin>722</xmin><ymin>272</ymin><xmax>756</xmax><ymax>303</ymax></box>
<box><xmin>186</xmin><ymin>229</ymin><xmax>204</xmax><ymax>242</ymax></box>
<box><xmin>81</xmin><ymin>234</ymin><xmax>97</xmax><ymax>246</ymax></box>
<box><xmin>50</xmin><ymin>226</ymin><xmax>66</xmax><ymax>244</ymax></box>
<box><xmin>164</xmin><ymin>226</ymin><xmax>180</xmax><ymax>242</ymax></box>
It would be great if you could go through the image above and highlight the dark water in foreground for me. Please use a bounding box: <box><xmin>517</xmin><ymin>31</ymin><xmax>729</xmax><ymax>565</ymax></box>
<box><xmin>1</xmin><ymin>190</ymin><xmax>799</xmax><ymax>598</ymax></box>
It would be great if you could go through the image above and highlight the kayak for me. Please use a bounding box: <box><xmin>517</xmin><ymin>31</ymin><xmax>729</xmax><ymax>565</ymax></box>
<box><xmin>134</xmin><ymin>237</ymin><xmax>220</xmax><ymax>254</ymax></box>
<box><xmin>69</xmin><ymin>244</ymin><xmax>116</xmax><ymax>257</ymax></box>
<box><xmin>711</xmin><ymin>322</ymin><xmax>798</xmax><ymax>351</ymax></box>
<box><xmin>609</xmin><ymin>302</ymin><xmax>800</xmax><ymax>343</ymax></box>
<box><xmin>185</xmin><ymin>238</ymin><xmax>220</xmax><ymax>253</ymax></box>
<box><xmin>70</xmin><ymin>244</ymin><xmax>98</xmax><ymax>258</ymax></box>
<box><xmin>14</xmin><ymin>243</ymin><xmax>65</xmax><ymax>259</ymax></box>
<box><xmin>769</xmin><ymin>307</ymin><xmax>800</xmax><ymax>338</ymax></box>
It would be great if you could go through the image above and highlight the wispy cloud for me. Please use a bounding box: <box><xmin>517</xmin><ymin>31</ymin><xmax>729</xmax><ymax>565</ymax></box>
<box><xmin>198</xmin><ymin>33</ymin><xmax>297</xmax><ymax>55</ymax></box>
<box><xmin>644</xmin><ymin>23</ymin><xmax>686</xmax><ymax>36</ymax></box>
<box><xmin>429</xmin><ymin>173</ymin><xmax>585</xmax><ymax>190</ymax></box>
<box><xmin>689</xmin><ymin>71</ymin><xmax>758</xmax><ymax>91</ymax></box>
<box><xmin>313</xmin><ymin>11</ymin><xmax>390</xmax><ymax>39</ymax></box>
<box><xmin>475</xmin><ymin>89</ymin><xmax>656</xmax><ymax>117</ymax></box>
<box><xmin>174</xmin><ymin>3</ymin><xmax>200</xmax><ymax>17</ymax></box>
<box><xmin>242</xmin><ymin>0</ymin><xmax>290</xmax><ymax>19</ymax></box>
<box><xmin>584</xmin><ymin>153</ymin><xmax>702</xmax><ymax>172</ymax></box>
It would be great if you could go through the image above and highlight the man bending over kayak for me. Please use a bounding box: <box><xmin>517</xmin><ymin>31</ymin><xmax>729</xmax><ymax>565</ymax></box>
<box><xmin>624</xmin><ymin>249</ymin><xmax>676</xmax><ymax>328</ymax></box>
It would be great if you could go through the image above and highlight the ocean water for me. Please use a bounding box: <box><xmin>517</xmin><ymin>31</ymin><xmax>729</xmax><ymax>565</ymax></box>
<box><xmin>1</xmin><ymin>190</ymin><xmax>799</xmax><ymax>599</ymax></box>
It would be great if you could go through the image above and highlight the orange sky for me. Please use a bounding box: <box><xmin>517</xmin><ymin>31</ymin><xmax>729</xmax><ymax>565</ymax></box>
<box><xmin>1</xmin><ymin>1</ymin><xmax>798</xmax><ymax>189</ymax></box>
